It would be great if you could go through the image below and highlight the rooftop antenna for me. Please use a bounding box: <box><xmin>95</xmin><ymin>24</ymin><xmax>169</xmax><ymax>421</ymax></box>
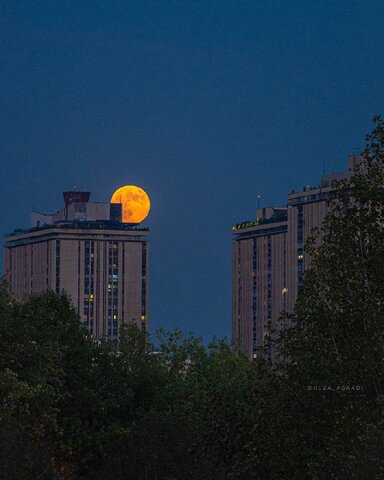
<box><xmin>257</xmin><ymin>194</ymin><xmax>261</xmax><ymax>209</ymax></box>
<box><xmin>323</xmin><ymin>159</ymin><xmax>326</xmax><ymax>176</ymax></box>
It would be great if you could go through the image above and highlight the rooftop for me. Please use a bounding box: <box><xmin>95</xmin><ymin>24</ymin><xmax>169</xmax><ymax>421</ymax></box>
<box><xmin>232</xmin><ymin>209</ymin><xmax>287</xmax><ymax>232</ymax></box>
<box><xmin>6</xmin><ymin>220</ymin><xmax>148</xmax><ymax>238</ymax></box>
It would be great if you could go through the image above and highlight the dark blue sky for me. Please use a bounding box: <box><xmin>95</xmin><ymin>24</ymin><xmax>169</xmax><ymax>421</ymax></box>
<box><xmin>1</xmin><ymin>1</ymin><xmax>384</xmax><ymax>341</ymax></box>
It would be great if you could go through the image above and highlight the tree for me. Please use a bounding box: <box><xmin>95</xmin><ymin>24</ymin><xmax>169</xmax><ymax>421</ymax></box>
<box><xmin>273</xmin><ymin>116</ymin><xmax>384</xmax><ymax>479</ymax></box>
<box><xmin>0</xmin><ymin>284</ymin><xmax>87</xmax><ymax>478</ymax></box>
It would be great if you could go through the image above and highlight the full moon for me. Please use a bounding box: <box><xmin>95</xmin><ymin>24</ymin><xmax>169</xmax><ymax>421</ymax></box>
<box><xmin>110</xmin><ymin>185</ymin><xmax>150</xmax><ymax>223</ymax></box>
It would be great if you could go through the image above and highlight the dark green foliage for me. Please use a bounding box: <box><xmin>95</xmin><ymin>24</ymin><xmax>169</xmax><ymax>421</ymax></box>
<box><xmin>274</xmin><ymin>116</ymin><xmax>384</xmax><ymax>478</ymax></box>
<box><xmin>0</xmin><ymin>288</ymin><xmax>85</xmax><ymax>478</ymax></box>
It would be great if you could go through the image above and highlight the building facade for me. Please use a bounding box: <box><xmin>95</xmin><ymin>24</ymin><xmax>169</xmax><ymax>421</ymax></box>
<box><xmin>232</xmin><ymin>155</ymin><xmax>361</xmax><ymax>359</ymax></box>
<box><xmin>4</xmin><ymin>191</ymin><xmax>149</xmax><ymax>340</ymax></box>
<box><xmin>232</xmin><ymin>208</ymin><xmax>288</xmax><ymax>360</ymax></box>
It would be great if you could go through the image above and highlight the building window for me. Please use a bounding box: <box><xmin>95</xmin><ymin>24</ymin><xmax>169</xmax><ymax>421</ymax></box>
<box><xmin>55</xmin><ymin>240</ymin><xmax>60</xmax><ymax>294</ymax></box>
<box><xmin>297</xmin><ymin>206</ymin><xmax>304</xmax><ymax>290</ymax></box>
<box><xmin>252</xmin><ymin>238</ymin><xmax>257</xmax><ymax>354</ymax></box>
<box><xmin>141</xmin><ymin>243</ymin><xmax>147</xmax><ymax>319</ymax></box>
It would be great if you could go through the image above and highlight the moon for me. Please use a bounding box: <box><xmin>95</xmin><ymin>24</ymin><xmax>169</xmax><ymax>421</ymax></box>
<box><xmin>110</xmin><ymin>185</ymin><xmax>150</xmax><ymax>223</ymax></box>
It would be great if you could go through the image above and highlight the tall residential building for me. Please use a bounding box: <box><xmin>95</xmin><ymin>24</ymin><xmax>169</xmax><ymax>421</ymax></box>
<box><xmin>4</xmin><ymin>191</ymin><xmax>149</xmax><ymax>340</ymax></box>
<box><xmin>232</xmin><ymin>155</ymin><xmax>362</xmax><ymax>359</ymax></box>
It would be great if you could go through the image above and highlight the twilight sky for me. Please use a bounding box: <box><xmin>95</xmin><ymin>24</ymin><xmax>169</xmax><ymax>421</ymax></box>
<box><xmin>1</xmin><ymin>1</ymin><xmax>384</xmax><ymax>341</ymax></box>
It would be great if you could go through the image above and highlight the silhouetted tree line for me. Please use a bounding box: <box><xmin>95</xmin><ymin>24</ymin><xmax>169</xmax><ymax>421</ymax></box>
<box><xmin>1</xmin><ymin>118</ymin><xmax>384</xmax><ymax>479</ymax></box>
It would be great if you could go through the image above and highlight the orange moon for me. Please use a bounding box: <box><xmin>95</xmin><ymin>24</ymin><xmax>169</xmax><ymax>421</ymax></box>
<box><xmin>110</xmin><ymin>185</ymin><xmax>150</xmax><ymax>223</ymax></box>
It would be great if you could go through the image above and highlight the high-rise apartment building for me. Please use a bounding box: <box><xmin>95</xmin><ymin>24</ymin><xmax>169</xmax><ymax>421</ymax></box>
<box><xmin>4</xmin><ymin>191</ymin><xmax>149</xmax><ymax>340</ymax></box>
<box><xmin>232</xmin><ymin>155</ymin><xmax>362</xmax><ymax>359</ymax></box>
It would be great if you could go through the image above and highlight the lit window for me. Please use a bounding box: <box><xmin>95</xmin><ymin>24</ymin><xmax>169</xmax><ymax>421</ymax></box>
<box><xmin>281</xmin><ymin>287</ymin><xmax>288</xmax><ymax>295</ymax></box>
